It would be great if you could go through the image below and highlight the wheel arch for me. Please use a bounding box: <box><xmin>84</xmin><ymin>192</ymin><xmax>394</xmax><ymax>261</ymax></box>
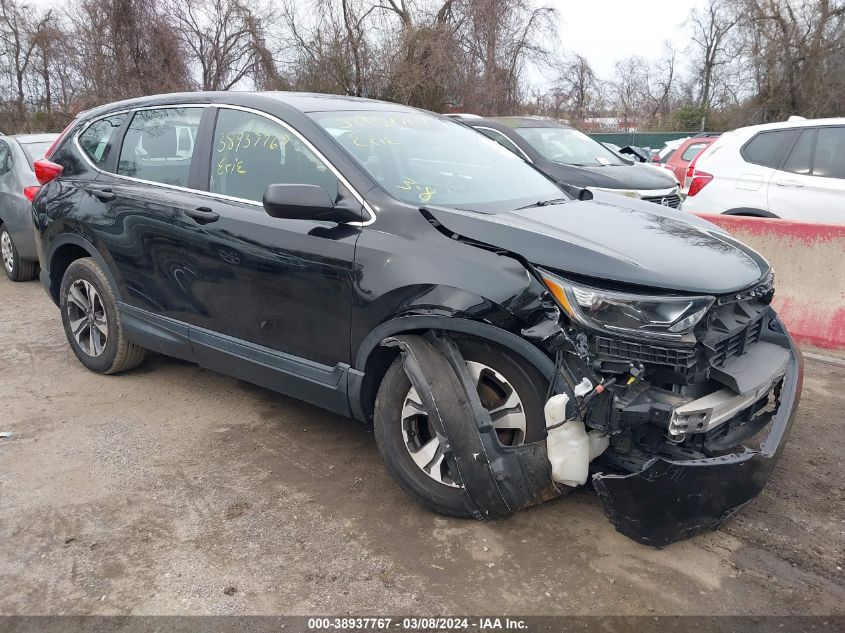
<box><xmin>46</xmin><ymin>235</ymin><xmax>121</xmax><ymax>306</ymax></box>
<box><xmin>349</xmin><ymin>316</ymin><xmax>559</xmax><ymax>424</ymax></box>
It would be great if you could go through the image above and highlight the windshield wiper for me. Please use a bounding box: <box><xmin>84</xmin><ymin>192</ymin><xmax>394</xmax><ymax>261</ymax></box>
<box><xmin>516</xmin><ymin>198</ymin><xmax>568</xmax><ymax>210</ymax></box>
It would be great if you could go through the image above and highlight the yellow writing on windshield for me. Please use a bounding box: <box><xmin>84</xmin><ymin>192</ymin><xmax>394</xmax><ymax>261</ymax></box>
<box><xmin>334</xmin><ymin>115</ymin><xmax>432</xmax><ymax>130</ymax></box>
<box><xmin>397</xmin><ymin>177</ymin><xmax>437</xmax><ymax>202</ymax></box>
<box><xmin>350</xmin><ymin>132</ymin><xmax>400</xmax><ymax>147</ymax></box>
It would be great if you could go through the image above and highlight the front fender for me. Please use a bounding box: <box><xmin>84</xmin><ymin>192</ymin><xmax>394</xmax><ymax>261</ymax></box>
<box><xmin>355</xmin><ymin>315</ymin><xmax>559</xmax><ymax>380</ymax></box>
<box><xmin>348</xmin><ymin>313</ymin><xmax>568</xmax><ymax>424</ymax></box>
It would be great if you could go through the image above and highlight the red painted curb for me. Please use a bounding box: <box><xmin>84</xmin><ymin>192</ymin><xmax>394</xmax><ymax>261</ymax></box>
<box><xmin>696</xmin><ymin>213</ymin><xmax>845</xmax><ymax>245</ymax></box>
<box><xmin>694</xmin><ymin>213</ymin><xmax>845</xmax><ymax>351</ymax></box>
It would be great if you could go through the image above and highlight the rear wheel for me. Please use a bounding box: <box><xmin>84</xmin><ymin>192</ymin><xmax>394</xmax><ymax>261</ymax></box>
<box><xmin>1</xmin><ymin>225</ymin><xmax>37</xmax><ymax>282</ymax></box>
<box><xmin>374</xmin><ymin>337</ymin><xmax>547</xmax><ymax>517</ymax></box>
<box><xmin>59</xmin><ymin>257</ymin><xmax>146</xmax><ymax>374</ymax></box>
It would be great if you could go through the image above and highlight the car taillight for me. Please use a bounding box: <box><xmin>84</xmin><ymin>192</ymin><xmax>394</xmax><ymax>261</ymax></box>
<box><xmin>23</xmin><ymin>186</ymin><xmax>41</xmax><ymax>202</ymax></box>
<box><xmin>687</xmin><ymin>171</ymin><xmax>713</xmax><ymax>197</ymax></box>
<box><xmin>34</xmin><ymin>159</ymin><xmax>63</xmax><ymax>185</ymax></box>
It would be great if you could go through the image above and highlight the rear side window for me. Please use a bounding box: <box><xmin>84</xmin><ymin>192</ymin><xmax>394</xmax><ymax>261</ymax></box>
<box><xmin>210</xmin><ymin>108</ymin><xmax>338</xmax><ymax>204</ymax></box>
<box><xmin>118</xmin><ymin>108</ymin><xmax>203</xmax><ymax>187</ymax></box>
<box><xmin>781</xmin><ymin>129</ymin><xmax>814</xmax><ymax>175</ymax></box>
<box><xmin>813</xmin><ymin>126</ymin><xmax>845</xmax><ymax>179</ymax></box>
<box><xmin>741</xmin><ymin>129</ymin><xmax>798</xmax><ymax>168</ymax></box>
<box><xmin>78</xmin><ymin>114</ymin><xmax>125</xmax><ymax>168</ymax></box>
<box><xmin>680</xmin><ymin>142</ymin><xmax>707</xmax><ymax>162</ymax></box>
<box><xmin>22</xmin><ymin>142</ymin><xmax>53</xmax><ymax>166</ymax></box>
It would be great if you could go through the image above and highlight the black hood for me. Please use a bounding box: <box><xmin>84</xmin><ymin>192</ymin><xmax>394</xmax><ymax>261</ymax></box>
<box><xmin>540</xmin><ymin>160</ymin><xmax>678</xmax><ymax>191</ymax></box>
<box><xmin>426</xmin><ymin>194</ymin><xmax>769</xmax><ymax>295</ymax></box>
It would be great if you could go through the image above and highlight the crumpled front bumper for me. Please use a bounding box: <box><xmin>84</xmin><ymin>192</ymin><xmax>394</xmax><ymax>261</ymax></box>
<box><xmin>592</xmin><ymin>324</ymin><xmax>804</xmax><ymax>547</ymax></box>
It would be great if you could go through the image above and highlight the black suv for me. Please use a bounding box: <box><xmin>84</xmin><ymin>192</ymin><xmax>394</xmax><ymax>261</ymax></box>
<box><xmin>32</xmin><ymin>92</ymin><xmax>802</xmax><ymax>545</ymax></box>
<box><xmin>457</xmin><ymin>116</ymin><xmax>682</xmax><ymax>207</ymax></box>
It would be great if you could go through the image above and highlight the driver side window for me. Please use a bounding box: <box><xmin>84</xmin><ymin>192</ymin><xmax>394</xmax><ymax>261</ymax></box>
<box><xmin>210</xmin><ymin>109</ymin><xmax>338</xmax><ymax>204</ymax></box>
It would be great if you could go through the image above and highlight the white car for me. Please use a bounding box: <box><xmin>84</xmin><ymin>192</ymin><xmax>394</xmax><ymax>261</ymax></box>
<box><xmin>682</xmin><ymin>118</ymin><xmax>845</xmax><ymax>223</ymax></box>
<box><xmin>655</xmin><ymin>137</ymin><xmax>689</xmax><ymax>164</ymax></box>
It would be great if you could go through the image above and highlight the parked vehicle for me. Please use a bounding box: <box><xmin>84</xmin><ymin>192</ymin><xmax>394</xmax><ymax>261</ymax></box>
<box><xmin>458</xmin><ymin>116</ymin><xmax>682</xmax><ymax>208</ymax></box>
<box><xmin>662</xmin><ymin>134</ymin><xmax>720</xmax><ymax>190</ymax></box>
<box><xmin>604</xmin><ymin>142</ymin><xmax>680</xmax><ymax>186</ymax></box>
<box><xmin>652</xmin><ymin>137</ymin><xmax>689</xmax><ymax>166</ymax></box>
<box><xmin>601</xmin><ymin>142</ymin><xmax>651</xmax><ymax>163</ymax></box>
<box><xmin>31</xmin><ymin>92</ymin><xmax>801</xmax><ymax>545</ymax></box>
<box><xmin>0</xmin><ymin>133</ymin><xmax>58</xmax><ymax>281</ymax></box>
<box><xmin>683</xmin><ymin>118</ymin><xmax>845</xmax><ymax>223</ymax></box>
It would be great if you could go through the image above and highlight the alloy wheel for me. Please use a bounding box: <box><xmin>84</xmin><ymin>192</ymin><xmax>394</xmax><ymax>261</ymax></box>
<box><xmin>1</xmin><ymin>231</ymin><xmax>13</xmax><ymax>273</ymax></box>
<box><xmin>66</xmin><ymin>279</ymin><xmax>109</xmax><ymax>357</ymax></box>
<box><xmin>400</xmin><ymin>361</ymin><xmax>527</xmax><ymax>488</ymax></box>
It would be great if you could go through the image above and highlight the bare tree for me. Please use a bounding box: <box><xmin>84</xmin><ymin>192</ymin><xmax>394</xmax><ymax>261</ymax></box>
<box><xmin>553</xmin><ymin>53</ymin><xmax>599</xmax><ymax>124</ymax></box>
<box><xmin>70</xmin><ymin>0</ymin><xmax>192</xmax><ymax>106</ymax></box>
<box><xmin>688</xmin><ymin>0</ymin><xmax>742</xmax><ymax>111</ymax></box>
<box><xmin>0</xmin><ymin>0</ymin><xmax>52</xmax><ymax>117</ymax></box>
<box><xmin>456</xmin><ymin>0</ymin><xmax>558</xmax><ymax>114</ymax></box>
<box><xmin>166</xmin><ymin>0</ymin><xmax>277</xmax><ymax>91</ymax></box>
<box><xmin>740</xmin><ymin>0</ymin><xmax>845</xmax><ymax>119</ymax></box>
<box><xmin>381</xmin><ymin>0</ymin><xmax>463</xmax><ymax>110</ymax></box>
<box><xmin>608</xmin><ymin>56</ymin><xmax>648</xmax><ymax>131</ymax></box>
<box><xmin>641</xmin><ymin>43</ymin><xmax>678</xmax><ymax>126</ymax></box>
<box><xmin>281</xmin><ymin>0</ymin><xmax>377</xmax><ymax>96</ymax></box>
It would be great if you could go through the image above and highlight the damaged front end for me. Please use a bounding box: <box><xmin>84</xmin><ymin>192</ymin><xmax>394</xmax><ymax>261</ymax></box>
<box><xmin>540</xmin><ymin>272</ymin><xmax>804</xmax><ymax>546</ymax></box>
<box><xmin>381</xmin><ymin>267</ymin><xmax>803</xmax><ymax>547</ymax></box>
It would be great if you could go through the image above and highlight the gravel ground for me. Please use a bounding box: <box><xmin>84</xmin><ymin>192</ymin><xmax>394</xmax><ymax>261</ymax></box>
<box><xmin>0</xmin><ymin>278</ymin><xmax>842</xmax><ymax>616</ymax></box>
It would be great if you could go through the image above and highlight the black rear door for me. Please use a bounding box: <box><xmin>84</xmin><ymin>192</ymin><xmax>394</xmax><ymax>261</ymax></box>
<box><xmin>89</xmin><ymin>106</ymin><xmax>208</xmax><ymax>322</ymax></box>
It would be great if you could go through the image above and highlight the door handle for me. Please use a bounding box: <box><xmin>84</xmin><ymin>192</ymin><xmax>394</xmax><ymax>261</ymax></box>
<box><xmin>185</xmin><ymin>207</ymin><xmax>220</xmax><ymax>224</ymax></box>
<box><xmin>775</xmin><ymin>180</ymin><xmax>805</xmax><ymax>188</ymax></box>
<box><xmin>89</xmin><ymin>187</ymin><xmax>116</xmax><ymax>202</ymax></box>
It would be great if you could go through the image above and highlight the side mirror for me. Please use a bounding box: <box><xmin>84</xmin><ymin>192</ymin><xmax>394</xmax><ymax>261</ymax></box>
<box><xmin>262</xmin><ymin>184</ymin><xmax>362</xmax><ymax>223</ymax></box>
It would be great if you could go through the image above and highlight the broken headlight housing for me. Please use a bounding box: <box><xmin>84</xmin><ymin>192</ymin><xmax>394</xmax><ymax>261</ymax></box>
<box><xmin>540</xmin><ymin>270</ymin><xmax>714</xmax><ymax>340</ymax></box>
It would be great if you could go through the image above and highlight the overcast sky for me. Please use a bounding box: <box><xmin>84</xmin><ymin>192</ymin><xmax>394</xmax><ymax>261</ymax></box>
<box><xmin>28</xmin><ymin>0</ymin><xmax>706</xmax><ymax>82</ymax></box>
<box><xmin>550</xmin><ymin>0</ymin><xmax>705</xmax><ymax>78</ymax></box>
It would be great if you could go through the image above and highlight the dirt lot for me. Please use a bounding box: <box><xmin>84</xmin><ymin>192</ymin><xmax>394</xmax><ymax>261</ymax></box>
<box><xmin>0</xmin><ymin>278</ymin><xmax>842</xmax><ymax>616</ymax></box>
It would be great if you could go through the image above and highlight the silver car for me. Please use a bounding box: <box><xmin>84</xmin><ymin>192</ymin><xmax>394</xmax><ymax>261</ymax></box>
<box><xmin>0</xmin><ymin>133</ymin><xmax>58</xmax><ymax>281</ymax></box>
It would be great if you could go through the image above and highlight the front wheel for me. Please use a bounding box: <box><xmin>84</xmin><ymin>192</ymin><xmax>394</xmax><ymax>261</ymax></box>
<box><xmin>1</xmin><ymin>225</ymin><xmax>37</xmax><ymax>282</ymax></box>
<box><xmin>374</xmin><ymin>337</ymin><xmax>547</xmax><ymax>517</ymax></box>
<box><xmin>59</xmin><ymin>257</ymin><xmax>146</xmax><ymax>374</ymax></box>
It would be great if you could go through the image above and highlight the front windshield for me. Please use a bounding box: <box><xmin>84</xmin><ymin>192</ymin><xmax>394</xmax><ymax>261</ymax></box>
<box><xmin>310</xmin><ymin>111</ymin><xmax>564</xmax><ymax>211</ymax></box>
<box><xmin>513</xmin><ymin>127</ymin><xmax>627</xmax><ymax>167</ymax></box>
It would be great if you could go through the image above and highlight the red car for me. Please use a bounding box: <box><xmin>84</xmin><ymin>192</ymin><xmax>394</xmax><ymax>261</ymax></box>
<box><xmin>662</xmin><ymin>134</ymin><xmax>720</xmax><ymax>190</ymax></box>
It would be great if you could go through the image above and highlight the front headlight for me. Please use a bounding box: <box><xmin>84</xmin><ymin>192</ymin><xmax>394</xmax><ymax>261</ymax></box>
<box><xmin>540</xmin><ymin>270</ymin><xmax>714</xmax><ymax>339</ymax></box>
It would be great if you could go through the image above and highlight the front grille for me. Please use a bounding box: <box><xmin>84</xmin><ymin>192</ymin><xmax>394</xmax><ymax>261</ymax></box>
<box><xmin>711</xmin><ymin>317</ymin><xmax>763</xmax><ymax>366</ymax></box>
<box><xmin>595</xmin><ymin>336</ymin><xmax>697</xmax><ymax>368</ymax></box>
<box><xmin>641</xmin><ymin>193</ymin><xmax>681</xmax><ymax>208</ymax></box>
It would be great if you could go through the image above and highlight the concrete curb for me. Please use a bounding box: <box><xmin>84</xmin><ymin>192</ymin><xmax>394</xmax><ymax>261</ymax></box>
<box><xmin>696</xmin><ymin>213</ymin><xmax>845</xmax><ymax>351</ymax></box>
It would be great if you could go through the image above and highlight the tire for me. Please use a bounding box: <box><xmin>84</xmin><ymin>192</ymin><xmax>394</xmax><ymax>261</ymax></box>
<box><xmin>59</xmin><ymin>257</ymin><xmax>146</xmax><ymax>374</ymax></box>
<box><xmin>374</xmin><ymin>337</ymin><xmax>548</xmax><ymax>517</ymax></box>
<box><xmin>1</xmin><ymin>225</ymin><xmax>38</xmax><ymax>282</ymax></box>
